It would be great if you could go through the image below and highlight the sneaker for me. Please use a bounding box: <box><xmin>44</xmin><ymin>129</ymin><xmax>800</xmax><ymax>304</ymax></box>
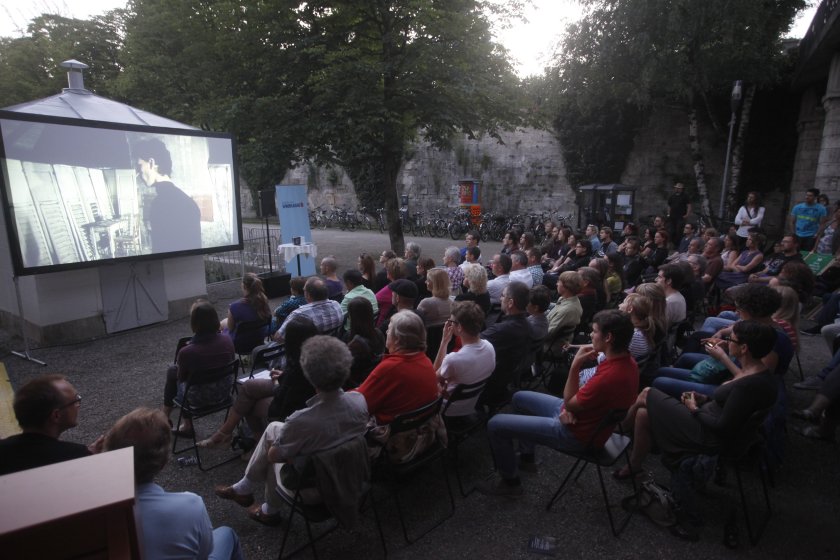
<box><xmin>800</xmin><ymin>325</ymin><xmax>823</xmax><ymax>336</ymax></box>
<box><xmin>476</xmin><ymin>476</ymin><xmax>524</xmax><ymax>497</ymax></box>
<box><xmin>793</xmin><ymin>377</ymin><xmax>823</xmax><ymax>390</ymax></box>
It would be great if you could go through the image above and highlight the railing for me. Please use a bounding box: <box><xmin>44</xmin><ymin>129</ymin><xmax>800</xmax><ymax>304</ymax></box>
<box><xmin>204</xmin><ymin>225</ymin><xmax>281</xmax><ymax>284</ymax></box>
<box><xmin>798</xmin><ymin>0</ymin><xmax>840</xmax><ymax>68</ymax></box>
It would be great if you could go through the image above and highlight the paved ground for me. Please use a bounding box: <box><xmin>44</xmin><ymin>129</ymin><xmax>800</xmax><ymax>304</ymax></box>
<box><xmin>1</xmin><ymin>228</ymin><xmax>838</xmax><ymax>559</ymax></box>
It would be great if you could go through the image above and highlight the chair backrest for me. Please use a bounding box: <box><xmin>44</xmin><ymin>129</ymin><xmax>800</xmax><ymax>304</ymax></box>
<box><xmin>389</xmin><ymin>397</ymin><xmax>443</xmax><ymax>435</ymax></box>
<box><xmin>173</xmin><ymin>336</ymin><xmax>192</xmax><ymax>364</ymax></box>
<box><xmin>251</xmin><ymin>343</ymin><xmax>285</xmax><ymax>374</ymax></box>
<box><xmin>441</xmin><ymin>379</ymin><xmax>487</xmax><ymax>416</ymax></box>
<box><xmin>720</xmin><ymin>406</ymin><xmax>772</xmax><ymax>460</ymax></box>
<box><xmin>233</xmin><ymin>320</ymin><xmax>269</xmax><ymax>354</ymax></box>
<box><xmin>425</xmin><ymin>325</ymin><xmax>444</xmax><ymax>361</ymax></box>
<box><xmin>184</xmin><ymin>359</ymin><xmax>240</xmax><ymax>388</ymax></box>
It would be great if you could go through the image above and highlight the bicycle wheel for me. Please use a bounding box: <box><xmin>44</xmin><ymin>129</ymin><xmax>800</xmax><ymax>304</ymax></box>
<box><xmin>346</xmin><ymin>216</ymin><xmax>356</xmax><ymax>231</ymax></box>
<box><xmin>448</xmin><ymin>223</ymin><xmax>461</xmax><ymax>240</ymax></box>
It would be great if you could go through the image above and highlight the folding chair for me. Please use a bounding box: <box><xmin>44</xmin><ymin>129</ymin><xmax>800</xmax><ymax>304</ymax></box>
<box><xmin>233</xmin><ymin>320</ymin><xmax>270</xmax><ymax>372</ymax></box>
<box><xmin>172</xmin><ymin>359</ymin><xmax>240</xmax><ymax>471</ymax></box>
<box><xmin>249</xmin><ymin>343</ymin><xmax>286</xmax><ymax>377</ymax></box>
<box><xmin>275</xmin><ymin>436</ymin><xmax>386</xmax><ymax>560</ymax></box>
<box><xmin>373</xmin><ymin>397</ymin><xmax>455</xmax><ymax>543</ymax></box>
<box><xmin>545</xmin><ymin>409</ymin><xmax>638</xmax><ymax>537</ymax></box>
<box><xmin>530</xmin><ymin>324</ymin><xmax>577</xmax><ymax>391</ymax></box>
<box><xmin>441</xmin><ymin>379</ymin><xmax>489</xmax><ymax>496</ymax></box>
<box><xmin>173</xmin><ymin>336</ymin><xmax>192</xmax><ymax>363</ymax></box>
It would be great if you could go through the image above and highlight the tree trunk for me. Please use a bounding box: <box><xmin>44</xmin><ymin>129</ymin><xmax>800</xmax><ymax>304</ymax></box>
<box><xmin>725</xmin><ymin>83</ymin><xmax>755</xmax><ymax>221</ymax></box>
<box><xmin>688</xmin><ymin>105</ymin><xmax>712</xmax><ymax>220</ymax></box>
<box><xmin>382</xmin><ymin>148</ymin><xmax>406</xmax><ymax>255</ymax></box>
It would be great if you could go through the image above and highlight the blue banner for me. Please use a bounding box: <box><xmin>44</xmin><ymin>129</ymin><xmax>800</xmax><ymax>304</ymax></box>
<box><xmin>275</xmin><ymin>185</ymin><xmax>316</xmax><ymax>277</ymax></box>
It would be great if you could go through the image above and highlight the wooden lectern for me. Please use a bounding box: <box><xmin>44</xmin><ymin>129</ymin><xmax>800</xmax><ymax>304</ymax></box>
<box><xmin>0</xmin><ymin>447</ymin><xmax>140</xmax><ymax>559</ymax></box>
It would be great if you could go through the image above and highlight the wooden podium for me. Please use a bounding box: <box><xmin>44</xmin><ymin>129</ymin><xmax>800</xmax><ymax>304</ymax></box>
<box><xmin>0</xmin><ymin>447</ymin><xmax>140</xmax><ymax>559</ymax></box>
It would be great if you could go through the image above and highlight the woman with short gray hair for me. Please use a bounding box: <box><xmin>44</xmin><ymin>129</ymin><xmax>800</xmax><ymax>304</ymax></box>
<box><xmin>456</xmin><ymin>263</ymin><xmax>491</xmax><ymax>315</ymax></box>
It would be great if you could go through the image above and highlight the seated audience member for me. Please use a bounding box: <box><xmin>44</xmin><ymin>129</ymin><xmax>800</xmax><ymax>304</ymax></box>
<box><xmin>666</xmin><ymin>237</ymin><xmax>703</xmax><ymax>264</ymax></box>
<box><xmin>578</xmin><ymin>266</ymin><xmax>606</xmax><ymax>320</ymax></box>
<box><xmin>0</xmin><ymin>374</ymin><xmax>102</xmax><ymax>475</ymax></box>
<box><xmin>164</xmin><ymin>301</ymin><xmax>236</xmax><ymax>437</ymax></box>
<box><xmin>701</xmin><ymin>237</ymin><xmax>724</xmax><ymax>287</ymax></box>
<box><xmin>716</xmin><ymin>231</ymin><xmax>765</xmax><ymax>291</ymax></box>
<box><xmin>443</xmin><ymin>246</ymin><xmax>465</xmax><ymax>296</ymax></box>
<box><xmin>520</xmin><ymin>231</ymin><xmax>536</xmax><ymax>252</ymax></box>
<box><xmin>403</xmin><ymin>242</ymin><xmax>421</xmax><ymax>279</ymax></box>
<box><xmin>460</xmin><ymin>245</ymin><xmax>482</xmax><ymax>273</ymax></box>
<box><xmin>221</xmin><ymin>273</ymin><xmax>271</xmax><ymax>347</ymax></box>
<box><xmin>651</xmin><ymin>285</ymin><xmax>792</xmax><ymax>398</ymax></box>
<box><xmin>340</xmin><ymin>269</ymin><xmax>379</xmax><ymax>322</ymax></box>
<box><xmin>635</xmin><ymin>282</ymin><xmax>668</xmax><ymax>338</ymax></box>
<box><xmin>358</xmin><ymin>252</ymin><xmax>377</xmax><ymax>289</ymax></box>
<box><xmin>275</xmin><ymin>277</ymin><xmax>343</xmax><ymax>341</ymax></box>
<box><xmin>105</xmin><ymin>408</ymin><xmax>242</xmax><ymax>559</ymax></box>
<box><xmin>616</xmin><ymin>321</ymin><xmax>778</xmax><ymax>515</ymax></box>
<box><xmin>677</xmin><ymin>222</ymin><xmax>699</xmax><ymax>253</ymax></box>
<box><xmin>374</xmin><ymin>250</ymin><xmax>397</xmax><ymax>293</ymax></box>
<box><xmin>272</xmin><ymin>276</ymin><xmax>307</xmax><ymax>334</ymax></box>
<box><xmin>375</xmin><ymin>257</ymin><xmax>408</xmax><ymax>326</ymax></box>
<box><xmin>772</xmin><ymin>285</ymin><xmax>800</xmax><ymax>351</ymax></box>
<box><xmin>527</xmin><ymin>248</ymin><xmax>545</xmax><ymax>287</ymax></box>
<box><xmin>596</xmin><ymin>226</ymin><xmax>618</xmax><ymax>257</ymax></box>
<box><xmin>356</xmin><ymin>310</ymin><xmax>441</xmax><ymax>456</ymax></box>
<box><xmin>460</xmin><ymin>230</ymin><xmax>481</xmax><ymax>261</ymax></box>
<box><xmin>478</xmin><ymin>310</ymin><xmax>639</xmax><ymax>496</ymax></box>
<box><xmin>748</xmin><ymin>235</ymin><xmax>802</xmax><ymax>283</ymax></box>
<box><xmin>319</xmin><ymin>256</ymin><xmax>344</xmax><ymax>300</ymax></box>
<box><xmin>434</xmin><ymin>302</ymin><xmax>497</xmax><ymax>418</ymax></box>
<box><xmin>681</xmin><ymin>257</ymin><xmax>706</xmax><ymax>313</ymax></box>
<box><xmin>642</xmin><ymin>229</ymin><xmax>670</xmax><ymax>274</ymax></box>
<box><xmin>456</xmin><ymin>262</ymin><xmax>492</xmax><ymax>316</ymax></box>
<box><xmin>656</xmin><ymin>263</ymin><xmax>687</xmax><ymax>328</ymax></box>
<box><xmin>478</xmin><ymin>282</ymin><xmax>532</xmax><ymax>408</ymax></box>
<box><xmin>343</xmin><ymin>298</ymin><xmax>386</xmax><ymax>388</ymax></box>
<box><xmin>527</xmin><ymin>285</ymin><xmax>552</xmax><ymax>341</ymax></box>
<box><xmin>771</xmin><ymin>260</ymin><xmax>816</xmax><ymax>305</ymax></box>
<box><xmin>215</xmin><ymin>336</ymin><xmax>369</xmax><ymax>526</ymax></box>
<box><xmin>618</xmin><ymin>222</ymin><xmax>639</xmax><ymax>245</ymax></box>
<box><xmin>811</xmin><ymin>200</ymin><xmax>840</xmax><ymax>255</ymax></box>
<box><xmin>559</xmin><ymin>239</ymin><xmax>594</xmax><ymax>273</ymax></box>
<box><xmin>487</xmin><ymin>253</ymin><xmax>513</xmax><ymax>305</ymax></box>
<box><xmin>509</xmin><ymin>250</ymin><xmax>534</xmax><ymax>288</ymax></box>
<box><xmin>415</xmin><ymin>256</ymin><xmax>435</xmax><ymax>302</ymax></box>
<box><xmin>544</xmin><ymin>271</ymin><xmax>584</xmax><ymax>354</ymax></box>
<box><xmin>585</xmin><ymin>224</ymin><xmax>602</xmax><ymax>253</ymax></box>
<box><xmin>605</xmin><ymin>253</ymin><xmax>625</xmax><ymax>300</ymax></box>
<box><xmin>198</xmin><ymin>317</ymin><xmax>319</xmax><ymax>448</ymax></box>
<box><xmin>378</xmin><ymin>279</ymin><xmax>419</xmax><ymax>335</ymax></box>
<box><xmin>622</xmin><ymin>237</ymin><xmax>645</xmax><ymax>287</ymax></box>
<box><xmin>501</xmin><ymin>230</ymin><xmax>521</xmax><ymax>255</ymax></box>
<box><xmin>417</xmin><ymin>268</ymin><xmax>453</xmax><ymax>327</ymax></box>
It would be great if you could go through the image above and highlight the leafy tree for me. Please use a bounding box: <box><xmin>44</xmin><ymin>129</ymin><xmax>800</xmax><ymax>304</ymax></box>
<box><xmin>0</xmin><ymin>12</ymin><xmax>125</xmax><ymax>107</ymax></box>
<box><xmin>549</xmin><ymin>0</ymin><xmax>806</xmax><ymax>218</ymax></box>
<box><xmin>283</xmin><ymin>0</ymin><xmax>526</xmax><ymax>252</ymax></box>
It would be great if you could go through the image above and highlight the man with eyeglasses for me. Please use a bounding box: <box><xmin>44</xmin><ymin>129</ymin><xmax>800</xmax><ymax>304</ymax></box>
<box><xmin>0</xmin><ymin>374</ymin><xmax>103</xmax><ymax>475</ymax></box>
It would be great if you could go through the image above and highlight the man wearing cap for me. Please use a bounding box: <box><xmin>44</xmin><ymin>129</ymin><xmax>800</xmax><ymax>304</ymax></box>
<box><xmin>379</xmin><ymin>278</ymin><xmax>419</xmax><ymax>335</ymax></box>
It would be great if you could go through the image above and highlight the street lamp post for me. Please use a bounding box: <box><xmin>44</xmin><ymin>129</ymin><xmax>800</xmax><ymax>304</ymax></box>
<box><xmin>718</xmin><ymin>80</ymin><xmax>743</xmax><ymax>221</ymax></box>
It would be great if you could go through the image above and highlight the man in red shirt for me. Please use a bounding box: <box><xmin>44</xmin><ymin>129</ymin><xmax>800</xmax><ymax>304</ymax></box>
<box><xmin>478</xmin><ymin>310</ymin><xmax>639</xmax><ymax>496</ymax></box>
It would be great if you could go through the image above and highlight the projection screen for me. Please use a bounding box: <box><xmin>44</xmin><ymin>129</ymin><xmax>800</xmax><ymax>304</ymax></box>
<box><xmin>0</xmin><ymin>111</ymin><xmax>242</xmax><ymax>275</ymax></box>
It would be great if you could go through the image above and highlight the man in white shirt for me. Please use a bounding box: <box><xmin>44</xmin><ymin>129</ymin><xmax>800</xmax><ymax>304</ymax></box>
<box><xmin>509</xmin><ymin>251</ymin><xmax>534</xmax><ymax>288</ymax></box>
<box><xmin>657</xmin><ymin>263</ymin><xmax>687</xmax><ymax>328</ymax></box>
<box><xmin>487</xmin><ymin>253</ymin><xmax>512</xmax><ymax>305</ymax></box>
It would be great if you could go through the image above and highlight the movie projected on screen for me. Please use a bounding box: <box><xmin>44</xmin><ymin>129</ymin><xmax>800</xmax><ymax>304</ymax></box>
<box><xmin>0</xmin><ymin>112</ymin><xmax>242</xmax><ymax>275</ymax></box>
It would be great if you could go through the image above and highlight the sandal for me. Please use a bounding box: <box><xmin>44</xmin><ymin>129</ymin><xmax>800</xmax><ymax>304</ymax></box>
<box><xmin>612</xmin><ymin>465</ymin><xmax>644</xmax><ymax>481</ymax></box>
<box><xmin>197</xmin><ymin>431</ymin><xmax>233</xmax><ymax>449</ymax></box>
<box><xmin>247</xmin><ymin>504</ymin><xmax>285</xmax><ymax>527</ymax></box>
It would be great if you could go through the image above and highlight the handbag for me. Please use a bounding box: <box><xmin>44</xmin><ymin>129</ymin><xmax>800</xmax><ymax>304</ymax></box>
<box><xmin>689</xmin><ymin>357</ymin><xmax>730</xmax><ymax>384</ymax></box>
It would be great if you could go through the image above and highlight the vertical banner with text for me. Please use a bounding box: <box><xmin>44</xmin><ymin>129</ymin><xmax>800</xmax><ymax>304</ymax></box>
<box><xmin>275</xmin><ymin>185</ymin><xmax>316</xmax><ymax>276</ymax></box>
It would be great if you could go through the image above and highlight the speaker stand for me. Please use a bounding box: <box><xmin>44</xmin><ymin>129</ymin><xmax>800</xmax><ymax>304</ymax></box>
<box><xmin>9</xmin><ymin>276</ymin><xmax>47</xmax><ymax>366</ymax></box>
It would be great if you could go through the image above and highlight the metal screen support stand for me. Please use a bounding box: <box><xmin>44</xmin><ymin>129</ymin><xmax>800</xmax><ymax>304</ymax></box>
<box><xmin>264</xmin><ymin>216</ymin><xmax>273</xmax><ymax>273</ymax></box>
<box><xmin>9</xmin><ymin>276</ymin><xmax>47</xmax><ymax>366</ymax></box>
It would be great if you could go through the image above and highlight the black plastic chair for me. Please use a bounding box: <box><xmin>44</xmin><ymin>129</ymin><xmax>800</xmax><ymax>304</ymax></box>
<box><xmin>275</xmin><ymin>436</ymin><xmax>386</xmax><ymax>560</ymax></box>
<box><xmin>441</xmin><ymin>379</ymin><xmax>489</xmax><ymax>496</ymax></box>
<box><xmin>173</xmin><ymin>335</ymin><xmax>192</xmax><ymax>363</ymax></box>
<box><xmin>545</xmin><ymin>409</ymin><xmax>638</xmax><ymax>537</ymax></box>
<box><xmin>233</xmin><ymin>319</ymin><xmax>270</xmax><ymax>372</ymax></box>
<box><xmin>373</xmin><ymin>397</ymin><xmax>455</xmax><ymax>543</ymax></box>
<box><xmin>249</xmin><ymin>343</ymin><xmax>286</xmax><ymax>377</ymax></box>
<box><xmin>172</xmin><ymin>359</ymin><xmax>240</xmax><ymax>471</ymax></box>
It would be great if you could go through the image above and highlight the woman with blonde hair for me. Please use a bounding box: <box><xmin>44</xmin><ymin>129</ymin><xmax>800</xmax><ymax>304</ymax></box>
<box><xmin>456</xmin><ymin>262</ymin><xmax>491</xmax><ymax>315</ymax></box>
<box><xmin>772</xmin><ymin>284</ymin><xmax>800</xmax><ymax>352</ymax></box>
<box><xmin>635</xmin><ymin>282</ymin><xmax>668</xmax><ymax>341</ymax></box>
<box><xmin>416</xmin><ymin>268</ymin><xmax>452</xmax><ymax>327</ymax></box>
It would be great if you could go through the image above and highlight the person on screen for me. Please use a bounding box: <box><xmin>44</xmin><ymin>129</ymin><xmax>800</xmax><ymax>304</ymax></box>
<box><xmin>135</xmin><ymin>138</ymin><xmax>202</xmax><ymax>253</ymax></box>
